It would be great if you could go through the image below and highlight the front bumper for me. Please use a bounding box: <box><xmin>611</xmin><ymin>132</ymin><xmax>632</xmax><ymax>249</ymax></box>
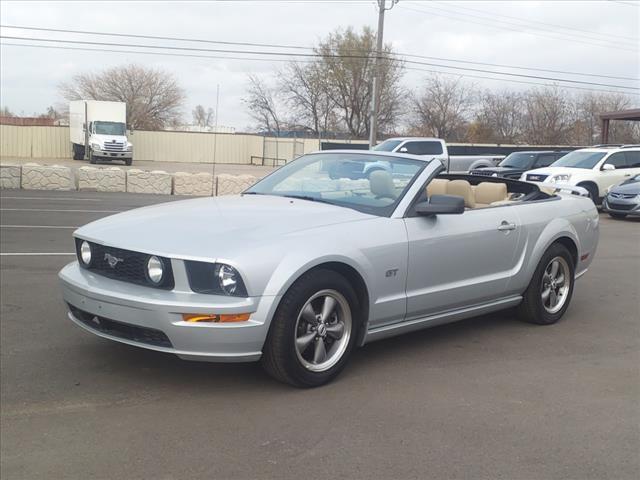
<box><xmin>602</xmin><ymin>196</ymin><xmax>640</xmax><ymax>216</ymax></box>
<box><xmin>92</xmin><ymin>148</ymin><xmax>133</xmax><ymax>159</ymax></box>
<box><xmin>59</xmin><ymin>261</ymin><xmax>279</xmax><ymax>362</ymax></box>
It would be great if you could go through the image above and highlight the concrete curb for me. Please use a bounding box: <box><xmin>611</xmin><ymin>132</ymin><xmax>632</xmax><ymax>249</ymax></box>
<box><xmin>0</xmin><ymin>164</ymin><xmax>21</xmax><ymax>189</ymax></box>
<box><xmin>173</xmin><ymin>171</ymin><xmax>214</xmax><ymax>196</ymax></box>
<box><xmin>126</xmin><ymin>169</ymin><xmax>172</xmax><ymax>195</ymax></box>
<box><xmin>77</xmin><ymin>166</ymin><xmax>126</xmax><ymax>192</ymax></box>
<box><xmin>215</xmin><ymin>174</ymin><xmax>258</xmax><ymax>196</ymax></box>
<box><xmin>21</xmin><ymin>163</ymin><xmax>74</xmax><ymax>191</ymax></box>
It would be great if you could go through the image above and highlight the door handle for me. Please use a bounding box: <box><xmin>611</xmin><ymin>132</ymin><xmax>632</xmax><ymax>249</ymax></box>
<box><xmin>498</xmin><ymin>221</ymin><xmax>517</xmax><ymax>231</ymax></box>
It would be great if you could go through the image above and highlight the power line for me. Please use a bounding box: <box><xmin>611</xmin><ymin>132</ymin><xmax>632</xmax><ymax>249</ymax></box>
<box><xmin>2</xmin><ymin>35</ymin><xmax>637</xmax><ymax>91</ymax></box>
<box><xmin>2</xmin><ymin>41</ymin><xmax>638</xmax><ymax>97</ymax></box>
<box><xmin>3</xmin><ymin>24</ymin><xmax>637</xmax><ymax>81</ymax></box>
<box><xmin>399</xmin><ymin>3</ymin><xmax>639</xmax><ymax>52</ymax></box>
<box><xmin>428</xmin><ymin>0</ymin><xmax>638</xmax><ymax>42</ymax></box>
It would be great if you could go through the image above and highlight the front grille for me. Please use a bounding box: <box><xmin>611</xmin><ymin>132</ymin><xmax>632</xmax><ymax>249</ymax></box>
<box><xmin>470</xmin><ymin>170</ymin><xmax>494</xmax><ymax>177</ymax></box>
<box><xmin>68</xmin><ymin>303</ymin><xmax>172</xmax><ymax>348</ymax></box>
<box><xmin>103</xmin><ymin>141</ymin><xmax>125</xmax><ymax>152</ymax></box>
<box><xmin>609</xmin><ymin>192</ymin><xmax>636</xmax><ymax>199</ymax></box>
<box><xmin>607</xmin><ymin>202</ymin><xmax>636</xmax><ymax>211</ymax></box>
<box><xmin>526</xmin><ymin>174</ymin><xmax>549</xmax><ymax>182</ymax></box>
<box><xmin>76</xmin><ymin>239</ymin><xmax>174</xmax><ymax>290</ymax></box>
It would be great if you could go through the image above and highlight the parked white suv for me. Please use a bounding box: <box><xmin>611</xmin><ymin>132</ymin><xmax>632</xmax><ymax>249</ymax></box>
<box><xmin>521</xmin><ymin>145</ymin><xmax>640</xmax><ymax>204</ymax></box>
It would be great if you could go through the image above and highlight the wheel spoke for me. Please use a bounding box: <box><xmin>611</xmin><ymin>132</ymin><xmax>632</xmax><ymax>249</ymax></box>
<box><xmin>301</xmin><ymin>303</ymin><xmax>318</xmax><ymax>325</ymax></box>
<box><xmin>326</xmin><ymin>321</ymin><xmax>345</xmax><ymax>340</ymax></box>
<box><xmin>550</xmin><ymin>260</ymin><xmax>559</xmax><ymax>278</ymax></box>
<box><xmin>541</xmin><ymin>287</ymin><xmax>551</xmax><ymax>301</ymax></box>
<box><xmin>296</xmin><ymin>332</ymin><xmax>316</xmax><ymax>353</ymax></box>
<box><xmin>321</xmin><ymin>296</ymin><xmax>337</xmax><ymax>322</ymax></box>
<box><xmin>313</xmin><ymin>338</ymin><xmax>327</xmax><ymax>364</ymax></box>
<box><xmin>556</xmin><ymin>274</ymin><xmax>565</xmax><ymax>286</ymax></box>
<box><xmin>549</xmin><ymin>289</ymin><xmax>557</xmax><ymax>308</ymax></box>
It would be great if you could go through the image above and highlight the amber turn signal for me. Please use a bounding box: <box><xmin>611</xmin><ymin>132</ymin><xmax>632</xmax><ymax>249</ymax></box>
<box><xmin>182</xmin><ymin>313</ymin><xmax>250</xmax><ymax>323</ymax></box>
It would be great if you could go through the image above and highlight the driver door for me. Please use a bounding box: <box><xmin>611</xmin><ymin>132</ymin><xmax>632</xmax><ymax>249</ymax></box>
<box><xmin>403</xmin><ymin>197</ymin><xmax>523</xmax><ymax>322</ymax></box>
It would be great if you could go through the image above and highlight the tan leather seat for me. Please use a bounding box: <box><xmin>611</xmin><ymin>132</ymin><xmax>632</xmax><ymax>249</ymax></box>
<box><xmin>369</xmin><ymin>170</ymin><xmax>396</xmax><ymax>199</ymax></box>
<box><xmin>446</xmin><ymin>180</ymin><xmax>475</xmax><ymax>209</ymax></box>
<box><xmin>426</xmin><ymin>178</ymin><xmax>449</xmax><ymax>197</ymax></box>
<box><xmin>474</xmin><ymin>182</ymin><xmax>508</xmax><ymax>208</ymax></box>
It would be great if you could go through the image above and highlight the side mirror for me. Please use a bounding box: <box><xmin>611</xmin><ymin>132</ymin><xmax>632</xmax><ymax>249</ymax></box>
<box><xmin>399</xmin><ymin>147</ymin><xmax>408</xmax><ymax>153</ymax></box>
<box><xmin>602</xmin><ymin>163</ymin><xmax>615</xmax><ymax>171</ymax></box>
<box><xmin>415</xmin><ymin>195</ymin><xmax>465</xmax><ymax>216</ymax></box>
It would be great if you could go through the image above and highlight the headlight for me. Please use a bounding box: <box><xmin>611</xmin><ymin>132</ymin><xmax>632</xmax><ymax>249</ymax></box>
<box><xmin>146</xmin><ymin>256</ymin><xmax>165</xmax><ymax>285</ymax></box>
<box><xmin>635</xmin><ymin>194</ymin><xmax>640</xmax><ymax>201</ymax></box>
<box><xmin>79</xmin><ymin>240</ymin><xmax>92</xmax><ymax>266</ymax></box>
<box><xmin>90</xmin><ymin>143</ymin><xmax>101</xmax><ymax>151</ymax></box>
<box><xmin>551</xmin><ymin>174</ymin><xmax>571</xmax><ymax>183</ymax></box>
<box><xmin>491</xmin><ymin>172</ymin><xmax>498</xmax><ymax>177</ymax></box>
<box><xmin>126</xmin><ymin>143</ymin><xmax>133</xmax><ymax>151</ymax></box>
<box><xmin>185</xmin><ymin>261</ymin><xmax>248</xmax><ymax>297</ymax></box>
<box><xmin>519</xmin><ymin>173</ymin><xmax>526</xmax><ymax>181</ymax></box>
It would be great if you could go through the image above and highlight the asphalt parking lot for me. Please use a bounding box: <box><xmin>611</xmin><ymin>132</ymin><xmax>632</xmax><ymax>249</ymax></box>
<box><xmin>1</xmin><ymin>189</ymin><xmax>638</xmax><ymax>479</ymax></box>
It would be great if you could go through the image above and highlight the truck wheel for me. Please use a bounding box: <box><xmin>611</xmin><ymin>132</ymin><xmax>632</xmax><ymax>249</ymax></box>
<box><xmin>262</xmin><ymin>269</ymin><xmax>359</xmax><ymax>387</ymax></box>
<box><xmin>517</xmin><ymin>243</ymin><xmax>575</xmax><ymax>325</ymax></box>
<box><xmin>89</xmin><ymin>151</ymin><xmax>96</xmax><ymax>164</ymax></box>
<box><xmin>124</xmin><ymin>159</ymin><xmax>132</xmax><ymax>166</ymax></box>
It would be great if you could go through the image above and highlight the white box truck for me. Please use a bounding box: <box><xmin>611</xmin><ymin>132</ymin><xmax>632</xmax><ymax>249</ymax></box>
<box><xmin>69</xmin><ymin>100</ymin><xmax>133</xmax><ymax>165</ymax></box>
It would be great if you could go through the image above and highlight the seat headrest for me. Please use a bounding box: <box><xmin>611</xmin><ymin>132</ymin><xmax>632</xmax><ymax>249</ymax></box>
<box><xmin>369</xmin><ymin>170</ymin><xmax>396</xmax><ymax>199</ymax></box>
<box><xmin>475</xmin><ymin>182</ymin><xmax>508</xmax><ymax>205</ymax></box>
<box><xmin>426</xmin><ymin>178</ymin><xmax>449</xmax><ymax>197</ymax></box>
<box><xmin>447</xmin><ymin>180</ymin><xmax>475</xmax><ymax>208</ymax></box>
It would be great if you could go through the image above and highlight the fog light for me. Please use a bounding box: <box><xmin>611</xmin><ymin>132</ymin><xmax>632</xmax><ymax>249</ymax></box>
<box><xmin>80</xmin><ymin>241</ymin><xmax>92</xmax><ymax>265</ymax></box>
<box><xmin>182</xmin><ymin>313</ymin><xmax>250</xmax><ymax>323</ymax></box>
<box><xmin>146</xmin><ymin>256</ymin><xmax>164</xmax><ymax>285</ymax></box>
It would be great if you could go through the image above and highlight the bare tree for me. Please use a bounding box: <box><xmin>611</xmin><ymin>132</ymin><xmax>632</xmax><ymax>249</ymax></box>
<box><xmin>0</xmin><ymin>106</ymin><xmax>14</xmax><ymax>117</ymax></box>
<box><xmin>412</xmin><ymin>75</ymin><xmax>475</xmax><ymax>141</ymax></box>
<box><xmin>243</xmin><ymin>74</ymin><xmax>282</xmax><ymax>135</ymax></box>
<box><xmin>192</xmin><ymin>105</ymin><xmax>215</xmax><ymax>128</ymax></box>
<box><xmin>472</xmin><ymin>90</ymin><xmax>523</xmax><ymax>143</ymax></box>
<box><xmin>278</xmin><ymin>62</ymin><xmax>335</xmax><ymax>136</ymax></box>
<box><xmin>59</xmin><ymin>64</ymin><xmax>185</xmax><ymax>130</ymax></box>
<box><xmin>575</xmin><ymin>92</ymin><xmax>638</xmax><ymax>144</ymax></box>
<box><xmin>520</xmin><ymin>87</ymin><xmax>579</xmax><ymax>144</ymax></box>
<box><xmin>315</xmin><ymin>26</ymin><xmax>404</xmax><ymax>138</ymax></box>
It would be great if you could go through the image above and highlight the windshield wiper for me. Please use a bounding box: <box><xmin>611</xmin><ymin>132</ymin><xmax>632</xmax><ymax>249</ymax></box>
<box><xmin>280</xmin><ymin>194</ymin><xmax>333</xmax><ymax>205</ymax></box>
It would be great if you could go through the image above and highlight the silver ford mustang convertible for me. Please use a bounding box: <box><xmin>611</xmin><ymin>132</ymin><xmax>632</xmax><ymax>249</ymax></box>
<box><xmin>59</xmin><ymin>151</ymin><xmax>600</xmax><ymax>387</ymax></box>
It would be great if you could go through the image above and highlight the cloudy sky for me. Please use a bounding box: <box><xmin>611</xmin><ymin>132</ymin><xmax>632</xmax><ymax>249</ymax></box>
<box><xmin>1</xmin><ymin>0</ymin><xmax>638</xmax><ymax>130</ymax></box>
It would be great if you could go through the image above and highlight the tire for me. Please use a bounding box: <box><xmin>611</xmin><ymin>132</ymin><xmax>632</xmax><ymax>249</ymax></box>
<box><xmin>517</xmin><ymin>243</ymin><xmax>575</xmax><ymax>325</ymax></box>
<box><xmin>262</xmin><ymin>269</ymin><xmax>360</xmax><ymax>387</ymax></box>
<box><xmin>578</xmin><ymin>182</ymin><xmax>599</xmax><ymax>205</ymax></box>
<box><xmin>89</xmin><ymin>151</ymin><xmax>96</xmax><ymax>164</ymax></box>
<box><xmin>124</xmin><ymin>158</ymin><xmax>132</xmax><ymax>166</ymax></box>
<box><xmin>609</xmin><ymin>213</ymin><xmax>627</xmax><ymax>219</ymax></box>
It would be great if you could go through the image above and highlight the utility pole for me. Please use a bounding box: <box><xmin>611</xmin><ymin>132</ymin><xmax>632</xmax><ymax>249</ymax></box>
<box><xmin>369</xmin><ymin>0</ymin><xmax>398</xmax><ymax>149</ymax></box>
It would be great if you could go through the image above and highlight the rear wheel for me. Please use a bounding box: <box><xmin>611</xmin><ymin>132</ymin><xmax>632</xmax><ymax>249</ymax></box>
<box><xmin>72</xmin><ymin>144</ymin><xmax>84</xmax><ymax>160</ymax></box>
<box><xmin>262</xmin><ymin>269</ymin><xmax>359</xmax><ymax>387</ymax></box>
<box><xmin>518</xmin><ymin>243</ymin><xmax>575</xmax><ymax>325</ymax></box>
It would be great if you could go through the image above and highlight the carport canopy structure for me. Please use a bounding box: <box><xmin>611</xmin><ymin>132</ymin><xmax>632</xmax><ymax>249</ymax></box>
<box><xmin>599</xmin><ymin>109</ymin><xmax>640</xmax><ymax>143</ymax></box>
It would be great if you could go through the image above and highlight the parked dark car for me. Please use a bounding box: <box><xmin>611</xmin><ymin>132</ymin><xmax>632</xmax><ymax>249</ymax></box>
<box><xmin>602</xmin><ymin>174</ymin><xmax>640</xmax><ymax>219</ymax></box>
<box><xmin>470</xmin><ymin>151</ymin><xmax>570</xmax><ymax>179</ymax></box>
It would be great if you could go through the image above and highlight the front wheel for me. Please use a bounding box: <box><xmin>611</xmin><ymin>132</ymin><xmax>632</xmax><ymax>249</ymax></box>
<box><xmin>262</xmin><ymin>269</ymin><xmax>359</xmax><ymax>387</ymax></box>
<box><xmin>517</xmin><ymin>243</ymin><xmax>575</xmax><ymax>325</ymax></box>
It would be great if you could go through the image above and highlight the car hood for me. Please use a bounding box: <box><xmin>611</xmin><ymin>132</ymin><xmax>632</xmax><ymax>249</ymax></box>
<box><xmin>524</xmin><ymin>167</ymin><xmax>583</xmax><ymax>178</ymax></box>
<box><xmin>75</xmin><ymin>194</ymin><xmax>373</xmax><ymax>261</ymax></box>
<box><xmin>610</xmin><ymin>178</ymin><xmax>640</xmax><ymax>194</ymax></box>
<box><xmin>90</xmin><ymin>133</ymin><xmax>128</xmax><ymax>144</ymax></box>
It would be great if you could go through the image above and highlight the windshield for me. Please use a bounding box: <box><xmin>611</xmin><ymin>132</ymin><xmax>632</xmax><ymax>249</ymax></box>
<box><xmin>373</xmin><ymin>140</ymin><xmax>403</xmax><ymax>152</ymax></box>
<box><xmin>246</xmin><ymin>153</ymin><xmax>426</xmax><ymax>216</ymax></box>
<box><xmin>94</xmin><ymin>121</ymin><xmax>126</xmax><ymax>136</ymax></box>
<box><xmin>552</xmin><ymin>151</ymin><xmax>606</xmax><ymax>169</ymax></box>
<box><xmin>499</xmin><ymin>152</ymin><xmax>536</xmax><ymax>169</ymax></box>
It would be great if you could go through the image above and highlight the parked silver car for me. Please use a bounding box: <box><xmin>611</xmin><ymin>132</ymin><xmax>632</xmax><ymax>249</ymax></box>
<box><xmin>59</xmin><ymin>151</ymin><xmax>600</xmax><ymax>387</ymax></box>
<box><xmin>602</xmin><ymin>174</ymin><xmax>640</xmax><ymax>218</ymax></box>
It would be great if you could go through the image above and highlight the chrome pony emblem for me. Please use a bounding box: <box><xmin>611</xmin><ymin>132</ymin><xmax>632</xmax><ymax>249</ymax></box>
<box><xmin>104</xmin><ymin>253</ymin><xmax>124</xmax><ymax>268</ymax></box>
